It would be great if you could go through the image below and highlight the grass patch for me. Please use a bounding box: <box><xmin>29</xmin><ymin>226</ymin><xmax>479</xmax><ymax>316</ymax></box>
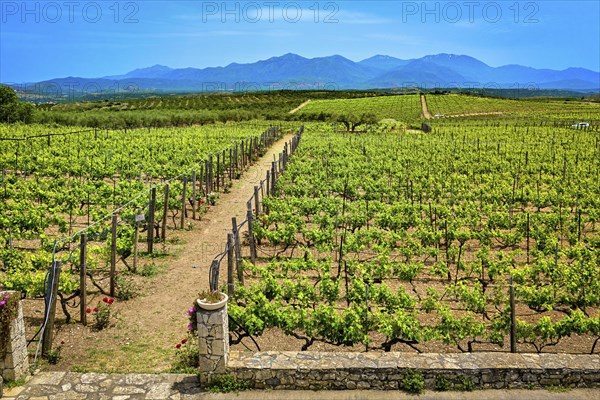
<box><xmin>137</xmin><ymin>262</ymin><xmax>167</xmax><ymax>277</ymax></box>
<box><xmin>205</xmin><ymin>374</ymin><xmax>251</xmax><ymax>393</ymax></box>
<box><xmin>546</xmin><ymin>385</ymin><xmax>570</xmax><ymax>393</ymax></box>
<box><xmin>3</xmin><ymin>377</ymin><xmax>27</xmax><ymax>388</ymax></box>
<box><xmin>81</xmin><ymin>341</ymin><xmax>175</xmax><ymax>373</ymax></box>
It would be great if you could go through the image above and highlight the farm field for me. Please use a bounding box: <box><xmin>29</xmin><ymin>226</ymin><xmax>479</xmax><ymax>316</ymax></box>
<box><xmin>0</xmin><ymin>121</ymin><xmax>287</xmax><ymax>299</ymax></box>
<box><xmin>229</xmin><ymin>118</ymin><xmax>600</xmax><ymax>354</ymax></box>
<box><xmin>425</xmin><ymin>94</ymin><xmax>600</xmax><ymax>123</ymax></box>
<box><xmin>297</xmin><ymin>94</ymin><xmax>422</xmax><ymax>127</ymax></box>
<box><xmin>1</xmin><ymin>91</ymin><xmax>599</xmax><ymax>375</ymax></box>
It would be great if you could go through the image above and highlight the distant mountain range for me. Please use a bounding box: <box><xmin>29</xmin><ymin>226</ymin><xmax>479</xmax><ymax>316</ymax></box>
<box><xmin>12</xmin><ymin>53</ymin><xmax>600</xmax><ymax>94</ymax></box>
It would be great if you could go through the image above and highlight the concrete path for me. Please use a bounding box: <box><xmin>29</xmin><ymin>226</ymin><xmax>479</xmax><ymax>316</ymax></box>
<box><xmin>3</xmin><ymin>372</ymin><xmax>598</xmax><ymax>399</ymax></box>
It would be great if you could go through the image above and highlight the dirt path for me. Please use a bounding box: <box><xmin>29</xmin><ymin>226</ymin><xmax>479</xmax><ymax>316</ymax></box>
<box><xmin>289</xmin><ymin>99</ymin><xmax>311</xmax><ymax>114</ymax></box>
<box><xmin>443</xmin><ymin>111</ymin><xmax>504</xmax><ymax>118</ymax></box>
<box><xmin>420</xmin><ymin>95</ymin><xmax>432</xmax><ymax>119</ymax></box>
<box><xmin>47</xmin><ymin>133</ymin><xmax>295</xmax><ymax>373</ymax></box>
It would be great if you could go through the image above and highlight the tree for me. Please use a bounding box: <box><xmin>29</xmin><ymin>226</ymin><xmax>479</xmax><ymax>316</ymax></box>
<box><xmin>0</xmin><ymin>85</ymin><xmax>35</xmax><ymax>123</ymax></box>
<box><xmin>335</xmin><ymin>112</ymin><xmax>378</xmax><ymax>132</ymax></box>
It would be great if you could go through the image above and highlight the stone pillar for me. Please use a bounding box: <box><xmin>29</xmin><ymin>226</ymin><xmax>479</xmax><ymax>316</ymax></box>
<box><xmin>0</xmin><ymin>293</ymin><xmax>29</xmax><ymax>381</ymax></box>
<box><xmin>197</xmin><ymin>304</ymin><xmax>229</xmax><ymax>376</ymax></box>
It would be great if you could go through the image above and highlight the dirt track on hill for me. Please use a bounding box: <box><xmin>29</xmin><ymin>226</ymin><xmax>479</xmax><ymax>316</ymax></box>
<box><xmin>421</xmin><ymin>95</ymin><xmax>432</xmax><ymax>119</ymax></box>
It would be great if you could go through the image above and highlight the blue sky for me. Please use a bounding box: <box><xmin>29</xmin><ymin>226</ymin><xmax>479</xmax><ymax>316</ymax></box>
<box><xmin>1</xmin><ymin>1</ymin><xmax>599</xmax><ymax>82</ymax></box>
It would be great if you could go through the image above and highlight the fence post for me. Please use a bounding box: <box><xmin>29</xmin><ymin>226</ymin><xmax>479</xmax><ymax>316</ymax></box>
<box><xmin>110</xmin><ymin>214</ymin><xmax>118</xmax><ymax>297</ymax></box>
<box><xmin>229</xmin><ymin>148</ymin><xmax>233</xmax><ymax>180</ymax></box>
<box><xmin>192</xmin><ymin>171</ymin><xmax>197</xmax><ymax>220</ymax></box>
<box><xmin>42</xmin><ymin>261</ymin><xmax>62</xmax><ymax>356</ymax></box>
<box><xmin>205</xmin><ymin>159</ymin><xmax>210</xmax><ymax>197</ymax></box>
<box><xmin>510</xmin><ymin>276</ymin><xmax>517</xmax><ymax>353</ymax></box>
<box><xmin>266</xmin><ymin>170</ymin><xmax>270</xmax><ymax>198</ymax></box>
<box><xmin>254</xmin><ymin>186</ymin><xmax>260</xmax><ymax>214</ymax></box>
<box><xmin>231</xmin><ymin>217</ymin><xmax>243</xmax><ymax>286</ymax></box>
<box><xmin>181</xmin><ymin>177</ymin><xmax>187</xmax><ymax>229</ymax></box>
<box><xmin>148</xmin><ymin>187</ymin><xmax>156</xmax><ymax>254</ymax></box>
<box><xmin>222</xmin><ymin>149</ymin><xmax>226</xmax><ymax>188</ymax></box>
<box><xmin>79</xmin><ymin>233</ymin><xmax>87</xmax><ymax>326</ymax></box>
<box><xmin>271</xmin><ymin>162</ymin><xmax>277</xmax><ymax>195</ymax></box>
<box><xmin>247</xmin><ymin>203</ymin><xmax>256</xmax><ymax>265</ymax></box>
<box><xmin>216</xmin><ymin>154</ymin><xmax>220</xmax><ymax>192</ymax></box>
<box><xmin>227</xmin><ymin>233</ymin><xmax>234</xmax><ymax>295</ymax></box>
<box><xmin>162</xmin><ymin>184</ymin><xmax>169</xmax><ymax>240</ymax></box>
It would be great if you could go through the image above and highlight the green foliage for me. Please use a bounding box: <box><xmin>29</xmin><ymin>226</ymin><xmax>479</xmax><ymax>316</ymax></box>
<box><xmin>171</xmin><ymin>335</ymin><xmax>198</xmax><ymax>373</ymax></box>
<box><xmin>0</xmin><ymin>290</ymin><xmax>21</xmax><ymax>345</ymax></box>
<box><xmin>0</xmin><ymin>86</ymin><xmax>35</xmax><ymax>123</ymax></box>
<box><xmin>92</xmin><ymin>298</ymin><xmax>114</xmax><ymax>330</ymax></box>
<box><xmin>457</xmin><ymin>375</ymin><xmax>475</xmax><ymax>391</ymax></box>
<box><xmin>231</xmin><ymin>118</ymin><xmax>600</xmax><ymax>354</ymax></box>
<box><xmin>115</xmin><ymin>274</ymin><xmax>137</xmax><ymax>301</ymax></box>
<box><xmin>434</xmin><ymin>374</ymin><xmax>451</xmax><ymax>391</ymax></box>
<box><xmin>401</xmin><ymin>369</ymin><xmax>425</xmax><ymax>394</ymax></box>
<box><xmin>137</xmin><ymin>262</ymin><xmax>166</xmax><ymax>277</ymax></box>
<box><xmin>204</xmin><ymin>374</ymin><xmax>252</xmax><ymax>393</ymax></box>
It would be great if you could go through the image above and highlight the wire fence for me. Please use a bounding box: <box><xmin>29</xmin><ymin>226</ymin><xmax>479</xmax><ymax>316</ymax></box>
<box><xmin>26</xmin><ymin>125</ymin><xmax>284</xmax><ymax>364</ymax></box>
<box><xmin>207</xmin><ymin>126</ymin><xmax>304</xmax><ymax>293</ymax></box>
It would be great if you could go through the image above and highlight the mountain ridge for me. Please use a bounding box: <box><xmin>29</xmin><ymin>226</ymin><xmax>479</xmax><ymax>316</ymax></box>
<box><xmin>14</xmin><ymin>53</ymin><xmax>600</xmax><ymax>92</ymax></box>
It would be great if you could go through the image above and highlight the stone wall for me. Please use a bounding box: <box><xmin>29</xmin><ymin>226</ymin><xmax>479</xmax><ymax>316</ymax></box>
<box><xmin>0</xmin><ymin>295</ymin><xmax>29</xmax><ymax>382</ymax></box>
<box><xmin>227</xmin><ymin>351</ymin><xmax>600</xmax><ymax>390</ymax></box>
<box><xmin>196</xmin><ymin>303</ymin><xmax>229</xmax><ymax>378</ymax></box>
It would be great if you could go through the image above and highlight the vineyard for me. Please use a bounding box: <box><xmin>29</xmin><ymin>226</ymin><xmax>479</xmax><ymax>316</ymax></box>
<box><xmin>228</xmin><ymin>119</ymin><xmax>600</xmax><ymax>354</ymax></box>
<box><xmin>0</xmin><ymin>122</ymin><xmax>286</xmax><ymax>301</ymax></box>
<box><xmin>297</xmin><ymin>94</ymin><xmax>422</xmax><ymax>127</ymax></box>
<box><xmin>33</xmin><ymin>90</ymin><xmax>403</xmax><ymax>128</ymax></box>
<box><xmin>1</xmin><ymin>90</ymin><xmax>600</xmax><ymax>373</ymax></box>
<box><xmin>426</xmin><ymin>94</ymin><xmax>600</xmax><ymax>123</ymax></box>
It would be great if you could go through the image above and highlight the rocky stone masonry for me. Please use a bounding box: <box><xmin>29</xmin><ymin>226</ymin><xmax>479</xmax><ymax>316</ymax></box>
<box><xmin>1</xmin><ymin>372</ymin><xmax>202</xmax><ymax>399</ymax></box>
<box><xmin>196</xmin><ymin>304</ymin><xmax>229</xmax><ymax>376</ymax></box>
<box><xmin>227</xmin><ymin>351</ymin><xmax>600</xmax><ymax>390</ymax></box>
<box><xmin>0</xmin><ymin>296</ymin><xmax>29</xmax><ymax>382</ymax></box>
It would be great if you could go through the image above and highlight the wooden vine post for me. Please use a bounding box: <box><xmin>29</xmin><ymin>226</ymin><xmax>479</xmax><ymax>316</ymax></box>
<box><xmin>110</xmin><ymin>214</ymin><xmax>118</xmax><ymax>297</ymax></box>
<box><xmin>147</xmin><ymin>187</ymin><xmax>156</xmax><ymax>254</ymax></box>
<box><xmin>247</xmin><ymin>203</ymin><xmax>256</xmax><ymax>265</ymax></box>
<box><xmin>42</xmin><ymin>261</ymin><xmax>62</xmax><ymax>356</ymax></box>
<box><xmin>79</xmin><ymin>233</ymin><xmax>87</xmax><ymax>326</ymax></box>
<box><xmin>227</xmin><ymin>233</ymin><xmax>234</xmax><ymax>295</ymax></box>
<box><xmin>231</xmin><ymin>217</ymin><xmax>243</xmax><ymax>286</ymax></box>
<box><xmin>161</xmin><ymin>184</ymin><xmax>169</xmax><ymax>240</ymax></box>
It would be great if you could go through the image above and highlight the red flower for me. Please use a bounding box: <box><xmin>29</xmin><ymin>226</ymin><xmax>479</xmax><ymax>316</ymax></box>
<box><xmin>176</xmin><ymin>343</ymin><xmax>181</xmax><ymax>349</ymax></box>
<box><xmin>86</xmin><ymin>307</ymin><xmax>91</xmax><ymax>314</ymax></box>
<box><xmin>60</xmin><ymin>340</ymin><xmax>65</xmax><ymax>345</ymax></box>
<box><xmin>103</xmin><ymin>297</ymin><xmax>109</xmax><ymax>303</ymax></box>
<box><xmin>108</xmin><ymin>298</ymin><xmax>115</xmax><ymax>305</ymax></box>
<box><xmin>181</xmin><ymin>338</ymin><xmax>187</xmax><ymax>344</ymax></box>
<box><xmin>93</xmin><ymin>307</ymin><xmax>98</xmax><ymax>313</ymax></box>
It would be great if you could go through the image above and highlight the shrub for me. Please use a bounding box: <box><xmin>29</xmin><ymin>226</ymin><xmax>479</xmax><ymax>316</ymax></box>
<box><xmin>434</xmin><ymin>374</ymin><xmax>451</xmax><ymax>391</ymax></box>
<box><xmin>401</xmin><ymin>369</ymin><xmax>425</xmax><ymax>394</ymax></box>
<box><xmin>205</xmin><ymin>374</ymin><xmax>251</xmax><ymax>393</ymax></box>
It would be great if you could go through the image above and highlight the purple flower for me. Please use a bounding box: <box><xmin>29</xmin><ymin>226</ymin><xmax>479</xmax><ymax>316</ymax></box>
<box><xmin>0</xmin><ymin>300</ymin><xmax>6</xmax><ymax>307</ymax></box>
<box><xmin>187</xmin><ymin>323</ymin><xmax>193</xmax><ymax>330</ymax></box>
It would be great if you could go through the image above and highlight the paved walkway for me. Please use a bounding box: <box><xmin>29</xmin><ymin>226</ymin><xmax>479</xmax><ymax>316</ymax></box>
<box><xmin>3</xmin><ymin>372</ymin><xmax>598</xmax><ymax>399</ymax></box>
